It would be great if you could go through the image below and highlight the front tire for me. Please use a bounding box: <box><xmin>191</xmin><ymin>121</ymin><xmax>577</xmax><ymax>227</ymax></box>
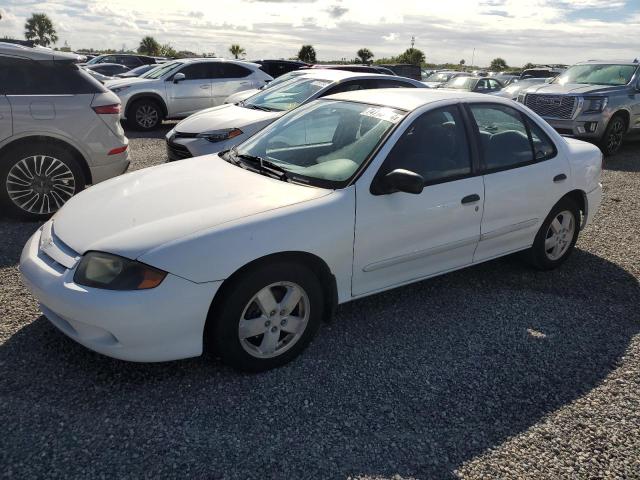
<box><xmin>599</xmin><ymin>114</ymin><xmax>626</xmax><ymax>156</ymax></box>
<box><xmin>527</xmin><ymin>197</ymin><xmax>580</xmax><ymax>270</ymax></box>
<box><xmin>0</xmin><ymin>141</ymin><xmax>85</xmax><ymax>220</ymax></box>
<box><xmin>127</xmin><ymin>99</ymin><xmax>163</xmax><ymax>130</ymax></box>
<box><xmin>207</xmin><ymin>262</ymin><xmax>324</xmax><ymax>372</ymax></box>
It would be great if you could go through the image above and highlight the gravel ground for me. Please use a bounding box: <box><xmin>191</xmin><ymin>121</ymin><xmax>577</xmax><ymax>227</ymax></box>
<box><xmin>1</xmin><ymin>124</ymin><xmax>639</xmax><ymax>479</ymax></box>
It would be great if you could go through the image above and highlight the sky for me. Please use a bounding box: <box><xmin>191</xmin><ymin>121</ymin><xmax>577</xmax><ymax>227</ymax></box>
<box><xmin>0</xmin><ymin>0</ymin><xmax>639</xmax><ymax>66</ymax></box>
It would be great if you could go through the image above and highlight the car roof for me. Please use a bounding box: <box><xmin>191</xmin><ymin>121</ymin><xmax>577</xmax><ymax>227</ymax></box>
<box><xmin>324</xmin><ymin>88</ymin><xmax>495</xmax><ymax>111</ymax></box>
<box><xmin>295</xmin><ymin>69</ymin><xmax>410</xmax><ymax>83</ymax></box>
<box><xmin>0</xmin><ymin>42</ymin><xmax>81</xmax><ymax>62</ymax></box>
<box><xmin>577</xmin><ymin>60</ymin><xmax>639</xmax><ymax>66</ymax></box>
<box><xmin>174</xmin><ymin>57</ymin><xmax>261</xmax><ymax>68</ymax></box>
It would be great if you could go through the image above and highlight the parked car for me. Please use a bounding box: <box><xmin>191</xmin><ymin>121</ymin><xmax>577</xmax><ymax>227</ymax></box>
<box><xmin>520</xmin><ymin>66</ymin><xmax>564</xmax><ymax>80</ymax></box>
<box><xmin>115</xmin><ymin>64</ymin><xmax>158</xmax><ymax>78</ymax></box>
<box><xmin>441</xmin><ymin>76</ymin><xmax>504</xmax><ymax>93</ymax></box>
<box><xmin>518</xmin><ymin>60</ymin><xmax>640</xmax><ymax>155</ymax></box>
<box><xmin>223</xmin><ymin>69</ymin><xmax>313</xmax><ymax>105</ymax></box>
<box><xmin>493</xmin><ymin>74</ymin><xmax>520</xmax><ymax>86</ymax></box>
<box><xmin>422</xmin><ymin>71</ymin><xmax>465</xmax><ymax>88</ymax></box>
<box><xmin>253</xmin><ymin>59</ymin><xmax>308</xmax><ymax>78</ymax></box>
<box><xmin>20</xmin><ymin>89</ymin><xmax>602</xmax><ymax>371</ymax></box>
<box><xmin>85</xmin><ymin>54</ymin><xmax>158</xmax><ymax>69</ymax></box>
<box><xmin>491</xmin><ymin>77</ymin><xmax>548</xmax><ymax>100</ymax></box>
<box><xmin>105</xmin><ymin>58</ymin><xmax>273</xmax><ymax>130</ymax></box>
<box><xmin>84</xmin><ymin>63</ymin><xmax>131</xmax><ymax>77</ymax></box>
<box><xmin>166</xmin><ymin>70</ymin><xmax>424</xmax><ymax>160</ymax></box>
<box><xmin>307</xmin><ymin>64</ymin><xmax>397</xmax><ymax>75</ymax></box>
<box><xmin>84</xmin><ymin>69</ymin><xmax>116</xmax><ymax>84</ymax></box>
<box><xmin>0</xmin><ymin>43</ymin><xmax>129</xmax><ymax>219</ymax></box>
<box><xmin>380</xmin><ymin>64</ymin><xmax>422</xmax><ymax>80</ymax></box>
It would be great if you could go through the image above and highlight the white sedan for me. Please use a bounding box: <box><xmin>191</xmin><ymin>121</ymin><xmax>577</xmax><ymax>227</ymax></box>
<box><xmin>20</xmin><ymin>89</ymin><xmax>603</xmax><ymax>371</ymax></box>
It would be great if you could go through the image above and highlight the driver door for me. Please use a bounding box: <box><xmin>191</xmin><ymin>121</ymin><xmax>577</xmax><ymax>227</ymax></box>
<box><xmin>352</xmin><ymin>105</ymin><xmax>484</xmax><ymax>296</ymax></box>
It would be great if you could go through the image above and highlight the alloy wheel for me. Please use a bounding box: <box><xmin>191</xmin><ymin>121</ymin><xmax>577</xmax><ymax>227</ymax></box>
<box><xmin>544</xmin><ymin>210</ymin><xmax>575</xmax><ymax>261</ymax></box>
<box><xmin>606</xmin><ymin>119</ymin><xmax>624</xmax><ymax>153</ymax></box>
<box><xmin>6</xmin><ymin>155</ymin><xmax>76</xmax><ymax>215</ymax></box>
<box><xmin>135</xmin><ymin>104</ymin><xmax>159</xmax><ymax>129</ymax></box>
<box><xmin>238</xmin><ymin>281</ymin><xmax>310</xmax><ymax>359</ymax></box>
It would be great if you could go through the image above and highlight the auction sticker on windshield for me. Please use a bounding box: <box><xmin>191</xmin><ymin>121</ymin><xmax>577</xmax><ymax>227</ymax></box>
<box><xmin>360</xmin><ymin>107</ymin><xmax>403</xmax><ymax>123</ymax></box>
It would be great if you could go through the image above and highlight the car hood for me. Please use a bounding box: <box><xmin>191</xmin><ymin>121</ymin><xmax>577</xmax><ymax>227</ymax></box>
<box><xmin>103</xmin><ymin>77</ymin><xmax>153</xmax><ymax>89</ymax></box>
<box><xmin>524</xmin><ymin>82</ymin><xmax>628</xmax><ymax>95</ymax></box>
<box><xmin>52</xmin><ymin>155</ymin><xmax>331</xmax><ymax>261</ymax></box>
<box><xmin>225</xmin><ymin>89</ymin><xmax>260</xmax><ymax>104</ymax></box>
<box><xmin>175</xmin><ymin>103</ymin><xmax>282</xmax><ymax>134</ymax></box>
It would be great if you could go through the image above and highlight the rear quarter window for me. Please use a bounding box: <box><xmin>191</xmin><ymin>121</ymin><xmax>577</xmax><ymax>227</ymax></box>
<box><xmin>0</xmin><ymin>57</ymin><xmax>106</xmax><ymax>95</ymax></box>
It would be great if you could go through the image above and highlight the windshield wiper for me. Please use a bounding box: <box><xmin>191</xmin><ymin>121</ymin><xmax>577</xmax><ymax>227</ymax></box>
<box><xmin>233</xmin><ymin>152</ymin><xmax>290</xmax><ymax>181</ymax></box>
<box><xmin>244</xmin><ymin>103</ymin><xmax>275</xmax><ymax>112</ymax></box>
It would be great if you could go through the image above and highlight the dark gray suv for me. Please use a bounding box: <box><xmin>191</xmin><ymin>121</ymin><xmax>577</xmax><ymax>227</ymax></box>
<box><xmin>518</xmin><ymin>61</ymin><xmax>640</xmax><ymax>155</ymax></box>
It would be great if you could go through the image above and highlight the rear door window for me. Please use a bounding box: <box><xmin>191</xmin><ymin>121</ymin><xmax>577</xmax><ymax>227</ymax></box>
<box><xmin>222</xmin><ymin>64</ymin><xmax>252</xmax><ymax>78</ymax></box>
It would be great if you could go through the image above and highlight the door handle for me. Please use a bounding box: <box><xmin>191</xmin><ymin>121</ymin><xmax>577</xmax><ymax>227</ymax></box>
<box><xmin>461</xmin><ymin>194</ymin><xmax>480</xmax><ymax>204</ymax></box>
<box><xmin>553</xmin><ymin>174</ymin><xmax>567</xmax><ymax>183</ymax></box>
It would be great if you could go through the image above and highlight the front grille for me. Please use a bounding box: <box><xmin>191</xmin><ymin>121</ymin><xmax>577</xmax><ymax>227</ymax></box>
<box><xmin>166</xmin><ymin>140</ymin><xmax>192</xmax><ymax>161</ymax></box>
<box><xmin>524</xmin><ymin>94</ymin><xmax>577</xmax><ymax>119</ymax></box>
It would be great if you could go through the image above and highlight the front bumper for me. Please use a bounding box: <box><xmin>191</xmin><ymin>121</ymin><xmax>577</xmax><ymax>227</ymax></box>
<box><xmin>543</xmin><ymin>114</ymin><xmax>608</xmax><ymax>140</ymax></box>
<box><xmin>19</xmin><ymin>228</ymin><xmax>221</xmax><ymax>362</ymax></box>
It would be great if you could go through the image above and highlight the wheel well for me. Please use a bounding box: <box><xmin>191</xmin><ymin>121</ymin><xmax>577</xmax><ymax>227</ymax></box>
<box><xmin>205</xmin><ymin>252</ymin><xmax>339</xmax><ymax>340</ymax></box>
<box><xmin>562</xmin><ymin>189</ymin><xmax>587</xmax><ymax>225</ymax></box>
<box><xmin>0</xmin><ymin>135</ymin><xmax>91</xmax><ymax>184</ymax></box>
<box><xmin>126</xmin><ymin>94</ymin><xmax>168</xmax><ymax>119</ymax></box>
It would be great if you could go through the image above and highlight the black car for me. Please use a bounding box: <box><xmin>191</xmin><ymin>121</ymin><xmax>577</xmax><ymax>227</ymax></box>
<box><xmin>520</xmin><ymin>67</ymin><xmax>563</xmax><ymax>80</ymax></box>
<box><xmin>85</xmin><ymin>54</ymin><xmax>158</xmax><ymax>69</ymax></box>
<box><xmin>380</xmin><ymin>64</ymin><xmax>421</xmax><ymax>80</ymax></box>
<box><xmin>84</xmin><ymin>63</ymin><xmax>130</xmax><ymax>76</ymax></box>
<box><xmin>253</xmin><ymin>60</ymin><xmax>308</xmax><ymax>78</ymax></box>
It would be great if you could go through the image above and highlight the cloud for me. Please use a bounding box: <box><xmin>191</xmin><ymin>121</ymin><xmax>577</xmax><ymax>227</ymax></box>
<box><xmin>326</xmin><ymin>4</ymin><xmax>349</xmax><ymax>18</ymax></box>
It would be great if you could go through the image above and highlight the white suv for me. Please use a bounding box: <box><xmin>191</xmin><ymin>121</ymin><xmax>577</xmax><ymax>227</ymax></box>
<box><xmin>0</xmin><ymin>43</ymin><xmax>129</xmax><ymax>220</ymax></box>
<box><xmin>105</xmin><ymin>58</ymin><xmax>273</xmax><ymax>130</ymax></box>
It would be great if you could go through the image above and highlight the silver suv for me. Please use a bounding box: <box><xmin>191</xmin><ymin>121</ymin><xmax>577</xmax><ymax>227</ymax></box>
<box><xmin>0</xmin><ymin>43</ymin><xmax>129</xmax><ymax>219</ymax></box>
<box><xmin>518</xmin><ymin>61</ymin><xmax>640</xmax><ymax>155</ymax></box>
<box><xmin>105</xmin><ymin>58</ymin><xmax>273</xmax><ymax>130</ymax></box>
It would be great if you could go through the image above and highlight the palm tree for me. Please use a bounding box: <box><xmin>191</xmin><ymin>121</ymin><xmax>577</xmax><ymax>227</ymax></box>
<box><xmin>24</xmin><ymin>13</ymin><xmax>58</xmax><ymax>47</ymax></box>
<box><xmin>356</xmin><ymin>48</ymin><xmax>374</xmax><ymax>64</ymax></box>
<box><xmin>397</xmin><ymin>48</ymin><xmax>425</xmax><ymax>66</ymax></box>
<box><xmin>229</xmin><ymin>44</ymin><xmax>246</xmax><ymax>59</ymax></box>
<box><xmin>297</xmin><ymin>45</ymin><xmax>316</xmax><ymax>64</ymax></box>
<box><xmin>138</xmin><ymin>36</ymin><xmax>160</xmax><ymax>56</ymax></box>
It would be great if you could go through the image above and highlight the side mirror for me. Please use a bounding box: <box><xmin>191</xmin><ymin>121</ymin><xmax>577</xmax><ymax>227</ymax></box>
<box><xmin>173</xmin><ymin>72</ymin><xmax>186</xmax><ymax>84</ymax></box>
<box><xmin>373</xmin><ymin>169</ymin><xmax>424</xmax><ymax>195</ymax></box>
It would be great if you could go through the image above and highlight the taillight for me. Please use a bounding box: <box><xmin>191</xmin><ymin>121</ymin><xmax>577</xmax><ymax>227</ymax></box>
<box><xmin>93</xmin><ymin>104</ymin><xmax>121</xmax><ymax>115</ymax></box>
<box><xmin>108</xmin><ymin>145</ymin><xmax>128</xmax><ymax>155</ymax></box>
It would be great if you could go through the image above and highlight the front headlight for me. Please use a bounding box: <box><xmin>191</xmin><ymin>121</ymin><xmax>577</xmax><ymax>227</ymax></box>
<box><xmin>110</xmin><ymin>86</ymin><xmax>130</xmax><ymax>94</ymax></box>
<box><xmin>583</xmin><ymin>96</ymin><xmax>608</xmax><ymax>114</ymax></box>
<box><xmin>74</xmin><ymin>252</ymin><xmax>167</xmax><ymax>290</ymax></box>
<box><xmin>195</xmin><ymin>128</ymin><xmax>243</xmax><ymax>143</ymax></box>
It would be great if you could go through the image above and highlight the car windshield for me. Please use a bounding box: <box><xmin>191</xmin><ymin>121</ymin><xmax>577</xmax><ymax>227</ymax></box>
<box><xmin>243</xmin><ymin>77</ymin><xmax>332</xmax><ymax>112</ymax></box>
<box><xmin>425</xmin><ymin>73</ymin><xmax>452</xmax><ymax>83</ymax></box>
<box><xmin>554</xmin><ymin>64</ymin><xmax>638</xmax><ymax>86</ymax></box>
<box><xmin>140</xmin><ymin>61</ymin><xmax>181</xmax><ymax>79</ymax></box>
<box><xmin>444</xmin><ymin>77</ymin><xmax>476</xmax><ymax>89</ymax></box>
<box><xmin>230</xmin><ymin>99</ymin><xmax>405</xmax><ymax>187</ymax></box>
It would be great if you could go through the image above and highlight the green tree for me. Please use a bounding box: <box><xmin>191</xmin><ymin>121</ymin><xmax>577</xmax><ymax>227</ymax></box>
<box><xmin>24</xmin><ymin>13</ymin><xmax>58</xmax><ymax>47</ymax></box>
<box><xmin>229</xmin><ymin>44</ymin><xmax>246</xmax><ymax>59</ymax></box>
<box><xmin>356</xmin><ymin>48</ymin><xmax>374</xmax><ymax>64</ymax></box>
<box><xmin>297</xmin><ymin>45</ymin><xmax>317</xmax><ymax>64</ymax></box>
<box><xmin>490</xmin><ymin>57</ymin><xmax>508</xmax><ymax>71</ymax></box>
<box><xmin>138</xmin><ymin>36</ymin><xmax>160</xmax><ymax>56</ymax></box>
<box><xmin>522</xmin><ymin>62</ymin><xmax>536</xmax><ymax>70</ymax></box>
<box><xmin>159</xmin><ymin>43</ymin><xmax>177</xmax><ymax>58</ymax></box>
<box><xmin>397</xmin><ymin>48</ymin><xmax>425</xmax><ymax>66</ymax></box>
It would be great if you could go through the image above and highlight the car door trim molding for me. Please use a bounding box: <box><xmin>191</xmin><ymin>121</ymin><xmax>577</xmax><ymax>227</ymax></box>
<box><xmin>479</xmin><ymin>218</ymin><xmax>539</xmax><ymax>242</ymax></box>
<box><xmin>362</xmin><ymin>235</ymin><xmax>479</xmax><ymax>272</ymax></box>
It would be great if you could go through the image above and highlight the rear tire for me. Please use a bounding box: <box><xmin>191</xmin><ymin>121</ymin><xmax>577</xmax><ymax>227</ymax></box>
<box><xmin>207</xmin><ymin>261</ymin><xmax>324</xmax><ymax>372</ymax></box>
<box><xmin>127</xmin><ymin>99</ymin><xmax>163</xmax><ymax>130</ymax></box>
<box><xmin>0</xmin><ymin>141</ymin><xmax>85</xmax><ymax>220</ymax></box>
<box><xmin>526</xmin><ymin>197</ymin><xmax>580</xmax><ymax>271</ymax></box>
<box><xmin>599</xmin><ymin>114</ymin><xmax>626</xmax><ymax>156</ymax></box>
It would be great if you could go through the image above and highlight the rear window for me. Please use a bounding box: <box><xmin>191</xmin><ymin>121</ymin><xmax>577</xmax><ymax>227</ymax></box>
<box><xmin>0</xmin><ymin>57</ymin><xmax>106</xmax><ymax>95</ymax></box>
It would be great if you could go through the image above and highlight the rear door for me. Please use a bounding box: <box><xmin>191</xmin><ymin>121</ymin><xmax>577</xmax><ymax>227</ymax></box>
<box><xmin>466</xmin><ymin>102</ymin><xmax>570</xmax><ymax>262</ymax></box>
<box><xmin>166</xmin><ymin>63</ymin><xmax>212</xmax><ymax>117</ymax></box>
<box><xmin>210</xmin><ymin>63</ymin><xmax>255</xmax><ymax>106</ymax></box>
<box><xmin>0</xmin><ymin>56</ymin><xmax>14</xmax><ymax>140</ymax></box>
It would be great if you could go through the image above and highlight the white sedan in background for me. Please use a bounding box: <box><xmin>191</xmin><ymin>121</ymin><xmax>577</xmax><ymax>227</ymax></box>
<box><xmin>165</xmin><ymin>70</ymin><xmax>424</xmax><ymax>160</ymax></box>
<box><xmin>20</xmin><ymin>90</ymin><xmax>602</xmax><ymax>372</ymax></box>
